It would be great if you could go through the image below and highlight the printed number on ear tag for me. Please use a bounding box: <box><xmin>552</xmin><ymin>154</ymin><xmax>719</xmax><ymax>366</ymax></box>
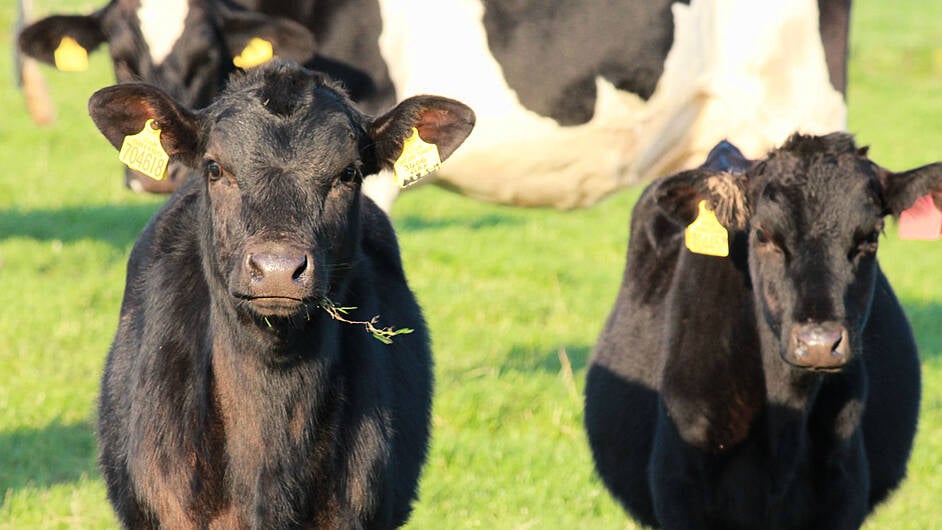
<box><xmin>394</xmin><ymin>128</ymin><xmax>441</xmax><ymax>188</ymax></box>
<box><xmin>118</xmin><ymin>119</ymin><xmax>169</xmax><ymax>180</ymax></box>
<box><xmin>54</xmin><ymin>37</ymin><xmax>88</xmax><ymax>72</ymax></box>
<box><xmin>685</xmin><ymin>200</ymin><xmax>729</xmax><ymax>257</ymax></box>
<box><xmin>899</xmin><ymin>194</ymin><xmax>942</xmax><ymax>240</ymax></box>
<box><xmin>233</xmin><ymin>38</ymin><xmax>274</xmax><ymax>69</ymax></box>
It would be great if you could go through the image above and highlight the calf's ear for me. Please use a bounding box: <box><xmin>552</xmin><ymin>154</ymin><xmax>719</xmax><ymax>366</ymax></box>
<box><xmin>217</xmin><ymin>6</ymin><xmax>317</xmax><ymax>67</ymax></box>
<box><xmin>881</xmin><ymin>162</ymin><xmax>942</xmax><ymax>215</ymax></box>
<box><xmin>18</xmin><ymin>13</ymin><xmax>106</xmax><ymax>66</ymax></box>
<box><xmin>653</xmin><ymin>169</ymin><xmax>749</xmax><ymax>229</ymax></box>
<box><xmin>370</xmin><ymin>95</ymin><xmax>476</xmax><ymax>169</ymax></box>
<box><xmin>88</xmin><ymin>83</ymin><xmax>200</xmax><ymax>163</ymax></box>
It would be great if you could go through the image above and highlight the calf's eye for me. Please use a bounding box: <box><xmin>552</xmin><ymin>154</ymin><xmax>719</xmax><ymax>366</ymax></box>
<box><xmin>857</xmin><ymin>230</ymin><xmax>880</xmax><ymax>253</ymax></box>
<box><xmin>207</xmin><ymin>161</ymin><xmax>222</xmax><ymax>181</ymax></box>
<box><xmin>755</xmin><ymin>228</ymin><xmax>769</xmax><ymax>244</ymax></box>
<box><xmin>340</xmin><ymin>164</ymin><xmax>359</xmax><ymax>184</ymax></box>
<box><xmin>852</xmin><ymin>229</ymin><xmax>881</xmax><ymax>259</ymax></box>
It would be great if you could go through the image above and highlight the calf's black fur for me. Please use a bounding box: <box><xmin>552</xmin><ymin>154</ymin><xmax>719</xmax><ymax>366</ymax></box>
<box><xmin>585</xmin><ymin>135</ymin><xmax>939</xmax><ymax>529</ymax></box>
<box><xmin>88</xmin><ymin>60</ymin><xmax>474</xmax><ymax>529</ymax></box>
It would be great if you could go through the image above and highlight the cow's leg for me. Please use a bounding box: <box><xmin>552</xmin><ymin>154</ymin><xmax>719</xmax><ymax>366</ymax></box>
<box><xmin>648</xmin><ymin>410</ymin><xmax>710</xmax><ymax>530</ymax></box>
<box><xmin>818</xmin><ymin>434</ymin><xmax>869</xmax><ymax>529</ymax></box>
<box><xmin>809</xmin><ymin>371</ymin><xmax>870</xmax><ymax>529</ymax></box>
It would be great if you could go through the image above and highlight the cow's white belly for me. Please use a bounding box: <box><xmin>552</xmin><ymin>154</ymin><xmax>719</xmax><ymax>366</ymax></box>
<box><xmin>371</xmin><ymin>0</ymin><xmax>846</xmax><ymax>210</ymax></box>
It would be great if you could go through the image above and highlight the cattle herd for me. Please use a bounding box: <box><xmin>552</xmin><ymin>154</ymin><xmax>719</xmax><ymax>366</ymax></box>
<box><xmin>15</xmin><ymin>0</ymin><xmax>942</xmax><ymax>529</ymax></box>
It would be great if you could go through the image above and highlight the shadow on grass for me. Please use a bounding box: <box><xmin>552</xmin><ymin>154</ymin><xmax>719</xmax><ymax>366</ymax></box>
<box><xmin>0</xmin><ymin>419</ymin><xmax>98</xmax><ymax>495</ymax></box>
<box><xmin>503</xmin><ymin>344</ymin><xmax>592</xmax><ymax>375</ymax></box>
<box><xmin>393</xmin><ymin>213</ymin><xmax>523</xmax><ymax>232</ymax></box>
<box><xmin>0</xmin><ymin>203</ymin><xmax>159</xmax><ymax>249</ymax></box>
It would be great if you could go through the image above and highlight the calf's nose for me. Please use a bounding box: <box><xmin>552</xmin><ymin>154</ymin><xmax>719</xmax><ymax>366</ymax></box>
<box><xmin>245</xmin><ymin>250</ymin><xmax>312</xmax><ymax>297</ymax></box>
<box><xmin>790</xmin><ymin>322</ymin><xmax>850</xmax><ymax>370</ymax></box>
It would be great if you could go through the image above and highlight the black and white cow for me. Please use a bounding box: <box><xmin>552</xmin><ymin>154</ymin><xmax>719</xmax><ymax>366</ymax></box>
<box><xmin>87</xmin><ymin>60</ymin><xmax>474</xmax><ymax>528</ymax></box>
<box><xmin>584</xmin><ymin>135</ymin><xmax>936</xmax><ymax>528</ymax></box>
<box><xmin>21</xmin><ymin>0</ymin><xmax>849</xmax><ymax>209</ymax></box>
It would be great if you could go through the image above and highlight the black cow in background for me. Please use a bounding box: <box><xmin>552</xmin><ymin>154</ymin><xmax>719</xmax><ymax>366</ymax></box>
<box><xmin>19</xmin><ymin>0</ymin><xmax>316</xmax><ymax>192</ymax></box>
<box><xmin>584</xmin><ymin>135</ymin><xmax>937</xmax><ymax>528</ymax></box>
<box><xmin>87</xmin><ymin>60</ymin><xmax>475</xmax><ymax>528</ymax></box>
<box><xmin>20</xmin><ymin>0</ymin><xmax>852</xmax><ymax>211</ymax></box>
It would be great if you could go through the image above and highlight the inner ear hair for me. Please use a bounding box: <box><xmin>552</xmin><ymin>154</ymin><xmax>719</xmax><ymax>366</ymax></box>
<box><xmin>655</xmin><ymin>170</ymin><xmax>748</xmax><ymax>228</ymax></box>
<box><xmin>704</xmin><ymin>172</ymin><xmax>750</xmax><ymax>229</ymax></box>
<box><xmin>412</xmin><ymin>101</ymin><xmax>475</xmax><ymax>161</ymax></box>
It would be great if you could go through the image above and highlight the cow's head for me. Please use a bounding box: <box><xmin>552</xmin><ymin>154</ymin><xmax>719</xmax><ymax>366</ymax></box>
<box><xmin>654</xmin><ymin>133</ymin><xmax>942</xmax><ymax>371</ymax></box>
<box><xmin>88</xmin><ymin>61</ymin><xmax>475</xmax><ymax>323</ymax></box>
<box><xmin>19</xmin><ymin>0</ymin><xmax>316</xmax><ymax>193</ymax></box>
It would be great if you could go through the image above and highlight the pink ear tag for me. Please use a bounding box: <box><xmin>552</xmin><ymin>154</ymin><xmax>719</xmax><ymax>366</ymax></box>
<box><xmin>898</xmin><ymin>194</ymin><xmax>941</xmax><ymax>240</ymax></box>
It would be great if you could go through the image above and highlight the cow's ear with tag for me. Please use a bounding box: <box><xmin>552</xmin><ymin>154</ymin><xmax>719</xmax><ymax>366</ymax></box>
<box><xmin>654</xmin><ymin>169</ymin><xmax>749</xmax><ymax>230</ymax></box>
<box><xmin>880</xmin><ymin>161</ymin><xmax>942</xmax><ymax>216</ymax></box>
<box><xmin>217</xmin><ymin>6</ymin><xmax>317</xmax><ymax>69</ymax></box>
<box><xmin>653</xmin><ymin>169</ymin><xmax>749</xmax><ymax>257</ymax></box>
<box><xmin>88</xmin><ymin>83</ymin><xmax>201</xmax><ymax>166</ymax></box>
<box><xmin>370</xmin><ymin>96</ymin><xmax>476</xmax><ymax>187</ymax></box>
<box><xmin>880</xmin><ymin>161</ymin><xmax>942</xmax><ymax>240</ymax></box>
<box><xmin>18</xmin><ymin>13</ymin><xmax>107</xmax><ymax>70</ymax></box>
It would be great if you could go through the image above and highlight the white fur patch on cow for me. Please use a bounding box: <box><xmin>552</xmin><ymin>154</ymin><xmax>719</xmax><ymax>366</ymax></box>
<box><xmin>361</xmin><ymin>169</ymin><xmax>401</xmax><ymax>214</ymax></box>
<box><xmin>634</xmin><ymin>0</ymin><xmax>847</xmax><ymax>180</ymax></box>
<box><xmin>138</xmin><ymin>0</ymin><xmax>188</xmax><ymax>65</ymax></box>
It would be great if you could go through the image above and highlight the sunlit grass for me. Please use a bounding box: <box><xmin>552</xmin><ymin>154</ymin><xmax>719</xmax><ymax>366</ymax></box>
<box><xmin>1</xmin><ymin>0</ymin><xmax>940</xmax><ymax>528</ymax></box>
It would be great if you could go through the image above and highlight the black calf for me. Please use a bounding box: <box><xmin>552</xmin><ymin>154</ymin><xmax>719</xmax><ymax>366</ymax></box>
<box><xmin>89</xmin><ymin>60</ymin><xmax>474</xmax><ymax>529</ymax></box>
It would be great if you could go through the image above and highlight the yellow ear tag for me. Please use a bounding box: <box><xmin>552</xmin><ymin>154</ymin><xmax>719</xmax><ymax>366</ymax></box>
<box><xmin>118</xmin><ymin>119</ymin><xmax>169</xmax><ymax>180</ymax></box>
<box><xmin>394</xmin><ymin>128</ymin><xmax>441</xmax><ymax>188</ymax></box>
<box><xmin>233</xmin><ymin>38</ymin><xmax>274</xmax><ymax>69</ymax></box>
<box><xmin>685</xmin><ymin>200</ymin><xmax>729</xmax><ymax>257</ymax></box>
<box><xmin>53</xmin><ymin>37</ymin><xmax>88</xmax><ymax>72</ymax></box>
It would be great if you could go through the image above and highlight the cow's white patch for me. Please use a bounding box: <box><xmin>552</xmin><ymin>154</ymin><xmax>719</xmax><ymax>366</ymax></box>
<box><xmin>362</xmin><ymin>169</ymin><xmax>400</xmax><ymax>214</ymax></box>
<box><xmin>138</xmin><ymin>0</ymin><xmax>188</xmax><ymax>65</ymax></box>
<box><xmin>374</xmin><ymin>0</ymin><xmax>846</xmax><ymax>209</ymax></box>
<box><xmin>634</xmin><ymin>0</ymin><xmax>846</xmax><ymax>180</ymax></box>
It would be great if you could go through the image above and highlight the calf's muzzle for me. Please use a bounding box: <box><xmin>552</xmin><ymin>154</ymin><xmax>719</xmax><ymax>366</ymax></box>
<box><xmin>240</xmin><ymin>243</ymin><xmax>315</xmax><ymax>305</ymax></box>
<box><xmin>788</xmin><ymin>321</ymin><xmax>851</xmax><ymax>370</ymax></box>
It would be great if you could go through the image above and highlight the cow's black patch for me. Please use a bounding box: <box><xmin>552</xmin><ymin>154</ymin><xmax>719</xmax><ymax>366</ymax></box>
<box><xmin>244</xmin><ymin>0</ymin><xmax>397</xmax><ymax>115</ymax></box>
<box><xmin>481</xmin><ymin>0</ymin><xmax>687</xmax><ymax>125</ymax></box>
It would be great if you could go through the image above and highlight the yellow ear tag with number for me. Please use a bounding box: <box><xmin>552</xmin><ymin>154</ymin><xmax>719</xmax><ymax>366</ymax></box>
<box><xmin>118</xmin><ymin>119</ymin><xmax>169</xmax><ymax>180</ymax></box>
<box><xmin>394</xmin><ymin>128</ymin><xmax>441</xmax><ymax>188</ymax></box>
<box><xmin>233</xmin><ymin>38</ymin><xmax>274</xmax><ymax>69</ymax></box>
<box><xmin>685</xmin><ymin>200</ymin><xmax>729</xmax><ymax>257</ymax></box>
<box><xmin>54</xmin><ymin>37</ymin><xmax>88</xmax><ymax>72</ymax></box>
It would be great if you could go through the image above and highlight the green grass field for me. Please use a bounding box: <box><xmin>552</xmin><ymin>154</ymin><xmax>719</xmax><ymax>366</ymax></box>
<box><xmin>1</xmin><ymin>1</ymin><xmax>941</xmax><ymax>528</ymax></box>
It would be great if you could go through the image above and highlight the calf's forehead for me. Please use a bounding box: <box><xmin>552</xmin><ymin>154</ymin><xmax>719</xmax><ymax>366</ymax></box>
<box><xmin>204</xmin><ymin>88</ymin><xmax>363</xmax><ymax>172</ymax></box>
<box><xmin>753</xmin><ymin>152</ymin><xmax>883</xmax><ymax>233</ymax></box>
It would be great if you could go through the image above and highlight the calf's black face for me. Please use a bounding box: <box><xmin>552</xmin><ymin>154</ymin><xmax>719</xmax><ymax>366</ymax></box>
<box><xmin>656</xmin><ymin>133</ymin><xmax>942</xmax><ymax>371</ymax></box>
<box><xmin>88</xmin><ymin>61</ymin><xmax>474</xmax><ymax>321</ymax></box>
<box><xmin>202</xmin><ymin>79</ymin><xmax>370</xmax><ymax>319</ymax></box>
<box><xmin>19</xmin><ymin>0</ymin><xmax>316</xmax><ymax>193</ymax></box>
